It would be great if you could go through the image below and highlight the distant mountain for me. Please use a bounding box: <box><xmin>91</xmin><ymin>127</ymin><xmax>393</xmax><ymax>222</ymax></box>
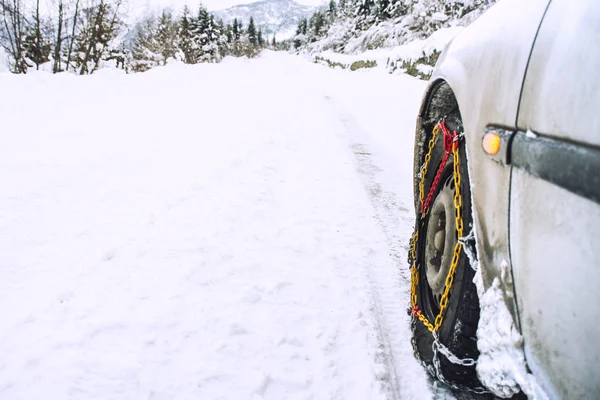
<box><xmin>213</xmin><ymin>0</ymin><xmax>321</xmax><ymax>40</ymax></box>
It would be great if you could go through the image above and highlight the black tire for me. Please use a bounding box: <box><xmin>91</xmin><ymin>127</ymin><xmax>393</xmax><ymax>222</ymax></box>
<box><xmin>411</xmin><ymin>113</ymin><xmax>486</xmax><ymax>392</ymax></box>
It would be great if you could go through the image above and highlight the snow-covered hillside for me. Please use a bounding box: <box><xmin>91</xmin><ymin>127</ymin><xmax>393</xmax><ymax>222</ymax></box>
<box><xmin>0</xmin><ymin>52</ymin><xmax>454</xmax><ymax>399</ymax></box>
<box><xmin>292</xmin><ymin>0</ymin><xmax>496</xmax><ymax>78</ymax></box>
<box><xmin>213</xmin><ymin>0</ymin><xmax>320</xmax><ymax>39</ymax></box>
<box><xmin>296</xmin><ymin>0</ymin><xmax>496</xmax><ymax>54</ymax></box>
<box><xmin>125</xmin><ymin>0</ymin><xmax>325</xmax><ymax>19</ymax></box>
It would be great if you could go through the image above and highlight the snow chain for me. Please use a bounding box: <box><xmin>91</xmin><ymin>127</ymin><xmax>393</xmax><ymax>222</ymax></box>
<box><xmin>432</xmin><ymin>333</ymin><xmax>476</xmax><ymax>367</ymax></box>
<box><xmin>410</xmin><ymin>120</ymin><xmax>464</xmax><ymax>333</ymax></box>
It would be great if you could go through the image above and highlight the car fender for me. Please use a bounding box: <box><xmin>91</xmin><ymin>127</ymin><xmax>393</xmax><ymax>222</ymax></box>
<box><xmin>414</xmin><ymin>0</ymin><xmax>554</xmax><ymax>396</ymax></box>
<box><xmin>416</xmin><ymin>0</ymin><xmax>551</xmax><ymax>328</ymax></box>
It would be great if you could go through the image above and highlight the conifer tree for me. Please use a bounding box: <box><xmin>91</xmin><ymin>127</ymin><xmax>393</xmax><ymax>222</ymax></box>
<box><xmin>353</xmin><ymin>0</ymin><xmax>375</xmax><ymax>28</ymax></box>
<box><xmin>309</xmin><ymin>11</ymin><xmax>326</xmax><ymax>40</ymax></box>
<box><xmin>191</xmin><ymin>4</ymin><xmax>210</xmax><ymax>55</ymax></box>
<box><xmin>338</xmin><ymin>0</ymin><xmax>347</xmax><ymax>16</ymax></box>
<box><xmin>232</xmin><ymin>18</ymin><xmax>240</xmax><ymax>41</ymax></box>
<box><xmin>388</xmin><ymin>0</ymin><xmax>408</xmax><ymax>19</ymax></box>
<box><xmin>131</xmin><ymin>15</ymin><xmax>159</xmax><ymax>72</ymax></box>
<box><xmin>214</xmin><ymin>17</ymin><xmax>229</xmax><ymax>59</ymax></box>
<box><xmin>190</xmin><ymin>5</ymin><xmax>220</xmax><ymax>62</ymax></box>
<box><xmin>299</xmin><ymin>18</ymin><xmax>308</xmax><ymax>35</ymax></box>
<box><xmin>293</xmin><ymin>17</ymin><xmax>308</xmax><ymax>49</ymax></box>
<box><xmin>354</xmin><ymin>0</ymin><xmax>375</xmax><ymax>18</ymax></box>
<box><xmin>177</xmin><ymin>6</ymin><xmax>194</xmax><ymax>64</ymax></box>
<box><xmin>328</xmin><ymin>0</ymin><xmax>337</xmax><ymax>20</ymax></box>
<box><xmin>155</xmin><ymin>10</ymin><xmax>177</xmax><ymax>64</ymax></box>
<box><xmin>247</xmin><ymin>17</ymin><xmax>257</xmax><ymax>46</ymax></box>
<box><xmin>225</xmin><ymin>23</ymin><xmax>233</xmax><ymax>44</ymax></box>
<box><xmin>231</xmin><ymin>18</ymin><xmax>244</xmax><ymax>56</ymax></box>
<box><xmin>257</xmin><ymin>28</ymin><xmax>264</xmax><ymax>47</ymax></box>
<box><xmin>22</xmin><ymin>22</ymin><xmax>51</xmax><ymax>69</ymax></box>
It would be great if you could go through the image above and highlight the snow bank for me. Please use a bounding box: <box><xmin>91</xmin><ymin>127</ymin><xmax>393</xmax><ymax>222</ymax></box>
<box><xmin>313</xmin><ymin>26</ymin><xmax>462</xmax><ymax>76</ymax></box>
<box><xmin>473</xmin><ymin>263</ymin><xmax>549</xmax><ymax>400</ymax></box>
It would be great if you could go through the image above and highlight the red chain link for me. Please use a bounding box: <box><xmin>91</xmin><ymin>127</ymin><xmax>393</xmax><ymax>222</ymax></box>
<box><xmin>420</xmin><ymin>120</ymin><xmax>457</xmax><ymax>214</ymax></box>
<box><xmin>412</xmin><ymin>305</ymin><xmax>422</xmax><ymax>318</ymax></box>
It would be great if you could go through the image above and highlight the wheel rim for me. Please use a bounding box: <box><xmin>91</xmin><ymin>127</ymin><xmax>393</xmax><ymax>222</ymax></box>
<box><xmin>424</xmin><ymin>174</ymin><xmax>457</xmax><ymax>310</ymax></box>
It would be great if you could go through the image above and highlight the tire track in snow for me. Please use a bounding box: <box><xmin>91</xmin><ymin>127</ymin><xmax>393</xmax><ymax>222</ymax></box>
<box><xmin>322</xmin><ymin>92</ymin><xmax>491</xmax><ymax>400</ymax></box>
<box><xmin>323</xmin><ymin>94</ymin><xmax>434</xmax><ymax>400</ymax></box>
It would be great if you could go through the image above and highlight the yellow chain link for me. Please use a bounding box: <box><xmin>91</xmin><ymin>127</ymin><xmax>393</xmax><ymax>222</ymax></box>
<box><xmin>419</xmin><ymin>125</ymin><xmax>440</xmax><ymax>208</ymax></box>
<box><xmin>411</xmin><ymin>265</ymin><xmax>436</xmax><ymax>332</ymax></box>
<box><xmin>410</xmin><ymin>124</ymin><xmax>464</xmax><ymax>333</ymax></box>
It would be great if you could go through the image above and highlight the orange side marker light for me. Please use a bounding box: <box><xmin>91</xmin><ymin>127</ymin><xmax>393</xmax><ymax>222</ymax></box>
<box><xmin>483</xmin><ymin>132</ymin><xmax>501</xmax><ymax>155</ymax></box>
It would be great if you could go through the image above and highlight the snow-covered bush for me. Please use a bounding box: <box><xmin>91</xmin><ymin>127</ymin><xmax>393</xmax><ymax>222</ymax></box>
<box><xmin>349</xmin><ymin>59</ymin><xmax>376</xmax><ymax>71</ymax></box>
<box><xmin>389</xmin><ymin>49</ymin><xmax>439</xmax><ymax>79</ymax></box>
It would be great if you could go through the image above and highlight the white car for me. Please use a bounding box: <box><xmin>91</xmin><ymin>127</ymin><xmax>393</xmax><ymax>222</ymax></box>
<box><xmin>410</xmin><ymin>0</ymin><xmax>600</xmax><ymax>398</ymax></box>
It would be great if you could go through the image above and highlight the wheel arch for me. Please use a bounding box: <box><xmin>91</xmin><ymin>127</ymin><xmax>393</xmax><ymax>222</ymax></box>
<box><xmin>413</xmin><ymin>78</ymin><xmax>463</xmax><ymax>214</ymax></box>
<box><xmin>413</xmin><ymin>71</ymin><xmax>522</xmax><ymax>330</ymax></box>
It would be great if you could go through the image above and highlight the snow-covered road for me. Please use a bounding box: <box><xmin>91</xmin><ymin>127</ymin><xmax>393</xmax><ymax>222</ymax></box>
<box><xmin>0</xmin><ymin>51</ymin><xmax>457</xmax><ymax>399</ymax></box>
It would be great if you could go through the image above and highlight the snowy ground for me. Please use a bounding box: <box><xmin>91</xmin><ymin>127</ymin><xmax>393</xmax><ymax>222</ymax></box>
<box><xmin>0</xmin><ymin>51</ymin><xmax>488</xmax><ymax>399</ymax></box>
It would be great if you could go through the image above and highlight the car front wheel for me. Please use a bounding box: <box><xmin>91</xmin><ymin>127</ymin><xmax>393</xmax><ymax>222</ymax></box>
<box><xmin>410</xmin><ymin>113</ymin><xmax>486</xmax><ymax>393</ymax></box>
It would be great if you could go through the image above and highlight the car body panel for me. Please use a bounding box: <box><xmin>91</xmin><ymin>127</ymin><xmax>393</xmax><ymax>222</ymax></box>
<box><xmin>511</xmin><ymin>0</ymin><xmax>600</xmax><ymax>398</ymax></box>
<box><xmin>517</xmin><ymin>0</ymin><xmax>600</xmax><ymax>148</ymax></box>
<box><xmin>416</xmin><ymin>0</ymin><xmax>550</xmax><ymax>325</ymax></box>
<box><xmin>510</xmin><ymin>171</ymin><xmax>600</xmax><ymax>400</ymax></box>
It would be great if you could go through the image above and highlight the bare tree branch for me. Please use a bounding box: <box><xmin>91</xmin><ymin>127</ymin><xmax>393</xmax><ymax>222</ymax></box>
<box><xmin>53</xmin><ymin>0</ymin><xmax>63</xmax><ymax>72</ymax></box>
<box><xmin>65</xmin><ymin>0</ymin><xmax>79</xmax><ymax>71</ymax></box>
